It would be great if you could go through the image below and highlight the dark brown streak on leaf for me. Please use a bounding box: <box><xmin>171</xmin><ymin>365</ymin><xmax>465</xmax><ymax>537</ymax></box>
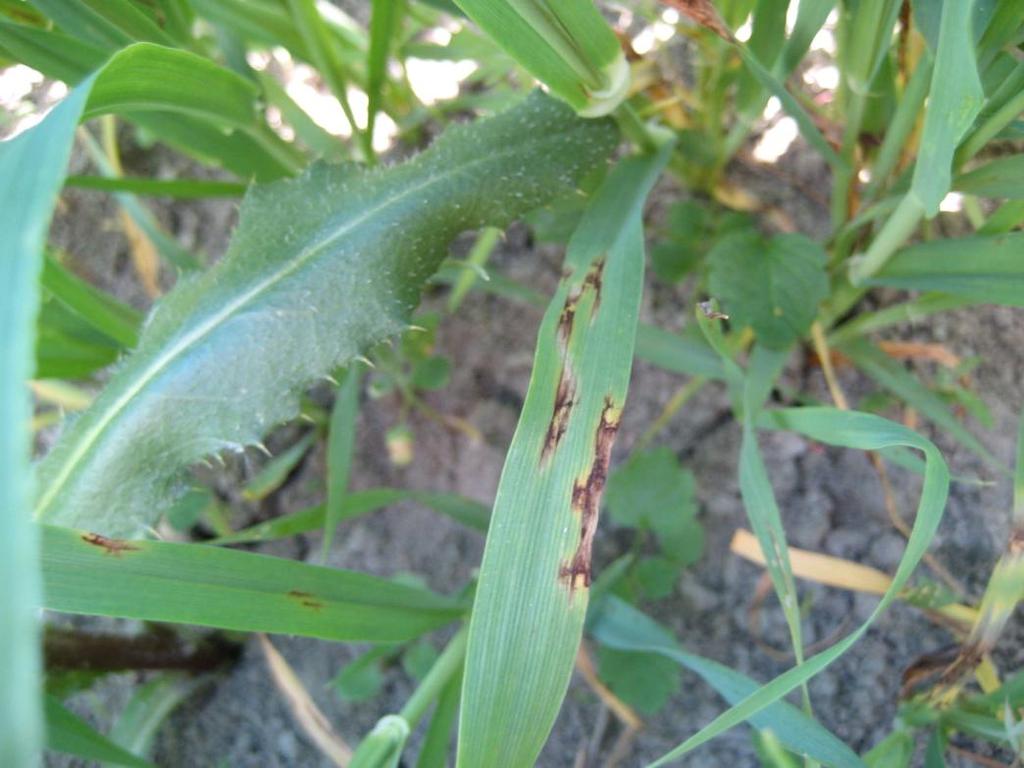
<box><xmin>543</xmin><ymin>366</ymin><xmax>577</xmax><ymax>463</ymax></box>
<box><xmin>543</xmin><ymin>259</ymin><xmax>607</xmax><ymax>463</ymax></box>
<box><xmin>560</xmin><ymin>397</ymin><xmax>620</xmax><ymax>594</ymax></box>
<box><xmin>581</xmin><ymin>257</ymin><xmax>605</xmax><ymax>317</ymax></box>
<box><xmin>80</xmin><ymin>532</ymin><xmax>140</xmax><ymax>556</ymax></box>
<box><xmin>286</xmin><ymin>589</ymin><xmax>325</xmax><ymax>611</ymax></box>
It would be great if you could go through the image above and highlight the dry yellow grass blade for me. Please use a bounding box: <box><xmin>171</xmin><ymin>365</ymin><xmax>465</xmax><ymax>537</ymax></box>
<box><xmin>258</xmin><ymin>634</ymin><xmax>352</xmax><ymax>767</ymax></box>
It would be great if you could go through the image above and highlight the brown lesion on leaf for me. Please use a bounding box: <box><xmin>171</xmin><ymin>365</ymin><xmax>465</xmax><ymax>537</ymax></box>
<box><xmin>81</xmin><ymin>532</ymin><xmax>140</xmax><ymax>556</ymax></box>
<box><xmin>542</xmin><ymin>365</ymin><xmax>577</xmax><ymax>462</ymax></box>
<box><xmin>287</xmin><ymin>589</ymin><xmax>325</xmax><ymax>611</ymax></box>
<box><xmin>556</xmin><ymin>258</ymin><xmax>606</xmax><ymax>348</ymax></box>
<box><xmin>559</xmin><ymin>397</ymin><xmax>621</xmax><ymax>594</ymax></box>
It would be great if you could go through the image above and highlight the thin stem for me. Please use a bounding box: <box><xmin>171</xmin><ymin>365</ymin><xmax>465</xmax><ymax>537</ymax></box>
<box><xmin>636</xmin><ymin>376</ymin><xmax>706</xmax><ymax>449</ymax></box>
<box><xmin>399</xmin><ymin>624</ymin><xmax>468</xmax><ymax>727</ymax></box>
<box><xmin>848</xmin><ymin>193</ymin><xmax>925</xmax><ymax>284</ymax></box>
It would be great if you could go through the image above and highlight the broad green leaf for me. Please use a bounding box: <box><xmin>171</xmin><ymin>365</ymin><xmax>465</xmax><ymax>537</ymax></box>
<box><xmin>40</xmin><ymin>524</ymin><xmax>462</xmax><ymax>642</ymax></box>
<box><xmin>0</xmin><ymin>71</ymin><xmax>92</xmax><ymax>768</ymax></box>
<box><xmin>588</xmin><ymin>596</ymin><xmax>864</xmax><ymax>768</ymax></box>
<box><xmin>708</xmin><ymin>231</ymin><xmax>828</xmax><ymax>349</ymax></box>
<box><xmin>84</xmin><ymin>43</ymin><xmax>260</xmax><ymax>128</ymax></box>
<box><xmin>452</xmin><ymin>0</ymin><xmax>628</xmax><ymax>115</ymax></box>
<box><xmin>324</xmin><ymin>366</ymin><xmax>362</xmax><ymax>557</ymax></box>
<box><xmin>956</xmin><ymin>154</ymin><xmax>1024</xmax><ymax>198</ymax></box>
<box><xmin>911</xmin><ymin>0</ymin><xmax>984</xmax><ymax>215</ymax></box>
<box><xmin>35</xmin><ymin>90</ymin><xmax>617</xmax><ymax>537</ymax></box>
<box><xmin>870</xmin><ymin>232</ymin><xmax>1024</xmax><ymax>307</ymax></box>
<box><xmin>596</xmin><ymin>645</ymin><xmax>680</xmax><ymax>715</ymax></box>
<box><xmin>647</xmin><ymin>407</ymin><xmax>949</xmax><ymax>766</ymax></box>
<box><xmin>458</xmin><ymin>143</ymin><xmax>672</xmax><ymax>768</ymax></box>
<box><xmin>604</xmin><ymin>447</ymin><xmax>702</xmax><ymax>563</ymax></box>
<box><xmin>44</xmin><ymin>696</ymin><xmax>153</xmax><ymax>768</ymax></box>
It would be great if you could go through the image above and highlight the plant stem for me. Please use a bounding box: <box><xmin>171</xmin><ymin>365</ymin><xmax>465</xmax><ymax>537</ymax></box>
<box><xmin>399</xmin><ymin>624</ymin><xmax>468</xmax><ymax>727</ymax></box>
<box><xmin>847</xmin><ymin>193</ymin><xmax>925</xmax><ymax>284</ymax></box>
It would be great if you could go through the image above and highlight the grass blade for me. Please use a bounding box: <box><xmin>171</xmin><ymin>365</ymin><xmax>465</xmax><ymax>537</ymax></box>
<box><xmin>44</xmin><ymin>696</ymin><xmax>153</xmax><ymax>768</ymax></box>
<box><xmin>106</xmin><ymin>673</ymin><xmax>209</xmax><ymax>762</ymax></box>
<box><xmin>839</xmin><ymin>338</ymin><xmax>998</xmax><ymax>466</ymax></box>
<box><xmin>64</xmin><ymin>175</ymin><xmax>247</xmax><ymax>199</ymax></box>
<box><xmin>589</xmin><ymin>596</ymin><xmax>864</xmax><ymax>768</ymax></box>
<box><xmin>324</xmin><ymin>366</ymin><xmax>362</xmax><ymax>558</ymax></box>
<box><xmin>368</xmin><ymin>0</ymin><xmax>402</xmax><ymax>144</ymax></box>
<box><xmin>208</xmin><ymin>488</ymin><xmax>490</xmax><ymax>546</ymax></box>
<box><xmin>458</xmin><ymin>143</ymin><xmax>671</xmax><ymax>767</ymax></box>
<box><xmin>34</xmin><ymin>90</ymin><xmax>616</xmax><ymax>537</ymax></box>
<box><xmin>0</xmin><ymin>72</ymin><xmax>93</xmax><ymax>768</ymax></box>
<box><xmin>869</xmin><ymin>231</ymin><xmax>1024</xmax><ymax>307</ymax></box>
<box><xmin>647</xmin><ymin>407</ymin><xmax>949</xmax><ymax>765</ymax></box>
<box><xmin>40</xmin><ymin>524</ymin><xmax>463</xmax><ymax>643</ymax></box>
<box><xmin>41</xmin><ymin>253</ymin><xmax>141</xmax><ymax>349</ymax></box>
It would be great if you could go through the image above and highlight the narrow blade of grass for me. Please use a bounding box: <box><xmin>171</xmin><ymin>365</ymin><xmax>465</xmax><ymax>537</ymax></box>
<box><xmin>107</xmin><ymin>673</ymin><xmax>210</xmax><ymax>762</ymax></box>
<box><xmin>368</xmin><ymin>0</ymin><xmax>402</xmax><ymax>143</ymax></box>
<box><xmin>241</xmin><ymin>430</ymin><xmax>317</xmax><ymax>502</ymax></box>
<box><xmin>40</xmin><ymin>524</ymin><xmax>463</xmax><ymax>643</ymax></box>
<box><xmin>45</xmin><ymin>696</ymin><xmax>153</xmax><ymax>768</ymax></box>
<box><xmin>589</xmin><ymin>596</ymin><xmax>864</xmax><ymax>768</ymax></box>
<box><xmin>323</xmin><ymin>365</ymin><xmax>362</xmax><ymax>558</ymax></box>
<box><xmin>458</xmin><ymin>143</ymin><xmax>672</xmax><ymax>767</ymax></box>
<box><xmin>0</xmin><ymin>72</ymin><xmax>93</xmax><ymax>768</ymax></box>
<box><xmin>646</xmin><ymin>407</ymin><xmax>949</xmax><ymax>765</ymax></box>
<box><xmin>207</xmin><ymin>488</ymin><xmax>489</xmax><ymax>546</ymax></box>
<box><xmin>64</xmin><ymin>175</ymin><xmax>247</xmax><ymax>199</ymax></box>
<box><xmin>839</xmin><ymin>338</ymin><xmax>999</xmax><ymax>467</ymax></box>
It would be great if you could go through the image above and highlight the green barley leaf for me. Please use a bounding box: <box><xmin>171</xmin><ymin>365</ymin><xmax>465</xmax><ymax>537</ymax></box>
<box><xmin>648</xmin><ymin>407</ymin><xmax>949</xmax><ymax>766</ymax></box>
<box><xmin>869</xmin><ymin>232</ymin><xmax>1024</xmax><ymax>307</ymax></box>
<box><xmin>35</xmin><ymin>90</ymin><xmax>617</xmax><ymax>536</ymax></box>
<box><xmin>40</xmin><ymin>524</ymin><xmax>462</xmax><ymax>642</ymax></box>
<box><xmin>589</xmin><ymin>596</ymin><xmax>864</xmax><ymax>768</ymax></box>
<box><xmin>0</xmin><ymin>72</ymin><xmax>93</xmax><ymax>768</ymax></box>
<box><xmin>911</xmin><ymin>0</ymin><xmax>984</xmax><ymax>215</ymax></box>
<box><xmin>458</xmin><ymin>143</ymin><xmax>672</xmax><ymax>767</ymax></box>
<box><xmin>44</xmin><ymin>696</ymin><xmax>153</xmax><ymax>768</ymax></box>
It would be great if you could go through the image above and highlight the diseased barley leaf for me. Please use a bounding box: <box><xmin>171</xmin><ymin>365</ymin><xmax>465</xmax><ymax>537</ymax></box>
<box><xmin>457</xmin><ymin>144</ymin><xmax>672</xmax><ymax>767</ymax></box>
<box><xmin>35</xmin><ymin>91</ymin><xmax>618</xmax><ymax>536</ymax></box>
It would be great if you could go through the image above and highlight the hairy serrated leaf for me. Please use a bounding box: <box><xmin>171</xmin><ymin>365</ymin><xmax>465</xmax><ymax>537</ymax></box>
<box><xmin>35</xmin><ymin>91</ymin><xmax>618</xmax><ymax>536</ymax></box>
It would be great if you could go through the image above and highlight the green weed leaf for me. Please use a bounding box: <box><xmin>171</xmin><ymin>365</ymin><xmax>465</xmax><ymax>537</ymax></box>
<box><xmin>35</xmin><ymin>91</ymin><xmax>617</xmax><ymax>536</ymax></box>
<box><xmin>605</xmin><ymin>447</ymin><xmax>702</xmax><ymax>565</ymax></box>
<box><xmin>708</xmin><ymin>231</ymin><xmax>828</xmax><ymax>349</ymax></box>
<box><xmin>596</xmin><ymin>646</ymin><xmax>680</xmax><ymax>716</ymax></box>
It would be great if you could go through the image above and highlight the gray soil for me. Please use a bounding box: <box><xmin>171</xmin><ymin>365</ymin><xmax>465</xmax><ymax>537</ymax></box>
<box><xmin>35</xmin><ymin>35</ymin><xmax>1024</xmax><ymax>768</ymax></box>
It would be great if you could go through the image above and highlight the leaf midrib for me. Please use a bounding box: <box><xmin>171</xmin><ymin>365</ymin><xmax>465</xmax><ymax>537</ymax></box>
<box><xmin>36</xmin><ymin>129</ymin><xmax>578</xmax><ymax>518</ymax></box>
